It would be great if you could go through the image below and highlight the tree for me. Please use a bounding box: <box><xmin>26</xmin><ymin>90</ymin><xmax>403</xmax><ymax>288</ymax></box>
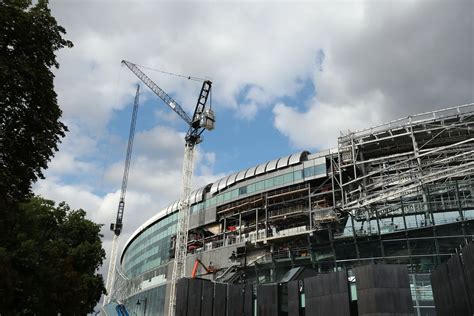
<box><xmin>0</xmin><ymin>197</ymin><xmax>106</xmax><ymax>314</ymax></box>
<box><xmin>0</xmin><ymin>0</ymin><xmax>72</xmax><ymax>204</ymax></box>
<box><xmin>0</xmin><ymin>1</ymin><xmax>107</xmax><ymax>313</ymax></box>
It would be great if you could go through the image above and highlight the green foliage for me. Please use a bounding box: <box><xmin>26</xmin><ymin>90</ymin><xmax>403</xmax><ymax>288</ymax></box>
<box><xmin>0</xmin><ymin>0</ymin><xmax>72</xmax><ymax>203</ymax></box>
<box><xmin>0</xmin><ymin>197</ymin><xmax>106</xmax><ymax>314</ymax></box>
<box><xmin>0</xmin><ymin>1</ymin><xmax>107</xmax><ymax>313</ymax></box>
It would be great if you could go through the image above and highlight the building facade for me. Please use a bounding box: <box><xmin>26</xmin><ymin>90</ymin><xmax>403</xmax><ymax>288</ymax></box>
<box><xmin>106</xmin><ymin>104</ymin><xmax>474</xmax><ymax>316</ymax></box>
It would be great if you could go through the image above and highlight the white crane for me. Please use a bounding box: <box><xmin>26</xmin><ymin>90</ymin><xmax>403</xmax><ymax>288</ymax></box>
<box><xmin>121</xmin><ymin>60</ymin><xmax>214</xmax><ymax>316</ymax></box>
<box><xmin>103</xmin><ymin>84</ymin><xmax>140</xmax><ymax>307</ymax></box>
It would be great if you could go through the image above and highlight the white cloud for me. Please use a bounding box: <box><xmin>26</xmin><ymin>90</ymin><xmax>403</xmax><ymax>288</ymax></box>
<box><xmin>49</xmin><ymin>1</ymin><xmax>369</xmax><ymax>130</ymax></box>
<box><xmin>273</xmin><ymin>0</ymin><xmax>473</xmax><ymax>150</ymax></box>
<box><xmin>273</xmin><ymin>91</ymin><xmax>386</xmax><ymax>149</ymax></box>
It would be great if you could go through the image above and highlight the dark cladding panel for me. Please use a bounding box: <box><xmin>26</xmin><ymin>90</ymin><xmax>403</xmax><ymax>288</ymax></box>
<box><xmin>355</xmin><ymin>264</ymin><xmax>414</xmax><ymax>316</ymax></box>
<box><xmin>243</xmin><ymin>284</ymin><xmax>253</xmax><ymax>316</ymax></box>
<box><xmin>287</xmin><ymin>280</ymin><xmax>301</xmax><ymax>316</ymax></box>
<box><xmin>187</xmin><ymin>278</ymin><xmax>203</xmax><ymax>316</ymax></box>
<box><xmin>176</xmin><ymin>278</ymin><xmax>190</xmax><ymax>316</ymax></box>
<box><xmin>257</xmin><ymin>284</ymin><xmax>279</xmax><ymax>316</ymax></box>
<box><xmin>201</xmin><ymin>280</ymin><xmax>214</xmax><ymax>316</ymax></box>
<box><xmin>227</xmin><ymin>284</ymin><xmax>244</xmax><ymax>316</ymax></box>
<box><xmin>189</xmin><ymin>206</ymin><xmax>217</xmax><ymax>230</ymax></box>
<box><xmin>462</xmin><ymin>242</ymin><xmax>474</xmax><ymax>310</ymax></box>
<box><xmin>304</xmin><ymin>271</ymin><xmax>350</xmax><ymax>316</ymax></box>
<box><xmin>431</xmin><ymin>263</ymin><xmax>455</xmax><ymax>316</ymax></box>
<box><xmin>447</xmin><ymin>255</ymin><xmax>471</xmax><ymax>316</ymax></box>
<box><xmin>214</xmin><ymin>283</ymin><xmax>227</xmax><ymax>316</ymax></box>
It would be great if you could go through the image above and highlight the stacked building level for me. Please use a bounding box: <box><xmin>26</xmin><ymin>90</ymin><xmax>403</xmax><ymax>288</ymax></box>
<box><xmin>104</xmin><ymin>103</ymin><xmax>474</xmax><ymax>316</ymax></box>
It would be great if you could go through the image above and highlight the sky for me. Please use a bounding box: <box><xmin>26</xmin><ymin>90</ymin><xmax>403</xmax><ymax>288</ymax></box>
<box><xmin>33</xmin><ymin>0</ymin><xmax>473</xmax><ymax>290</ymax></box>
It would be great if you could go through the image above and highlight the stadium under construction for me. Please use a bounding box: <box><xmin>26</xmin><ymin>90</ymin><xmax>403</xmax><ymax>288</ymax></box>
<box><xmin>105</xmin><ymin>103</ymin><xmax>474</xmax><ymax>315</ymax></box>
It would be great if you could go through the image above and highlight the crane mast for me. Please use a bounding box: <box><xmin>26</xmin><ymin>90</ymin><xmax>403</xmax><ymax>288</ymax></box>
<box><xmin>103</xmin><ymin>84</ymin><xmax>140</xmax><ymax>307</ymax></box>
<box><xmin>121</xmin><ymin>60</ymin><xmax>214</xmax><ymax>316</ymax></box>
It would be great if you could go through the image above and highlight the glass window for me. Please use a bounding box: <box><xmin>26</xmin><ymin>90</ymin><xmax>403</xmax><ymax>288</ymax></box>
<box><xmin>303</xmin><ymin>166</ymin><xmax>314</xmax><ymax>178</ymax></box>
<box><xmin>255</xmin><ymin>181</ymin><xmax>264</xmax><ymax>191</ymax></box>
<box><xmin>239</xmin><ymin>186</ymin><xmax>247</xmax><ymax>195</ymax></box>
<box><xmin>223</xmin><ymin>191</ymin><xmax>231</xmax><ymax>201</ymax></box>
<box><xmin>216</xmin><ymin>194</ymin><xmax>223</xmax><ymax>204</ymax></box>
<box><xmin>264</xmin><ymin>178</ymin><xmax>273</xmax><ymax>189</ymax></box>
<box><xmin>274</xmin><ymin>175</ymin><xmax>284</xmax><ymax>186</ymax></box>
<box><xmin>231</xmin><ymin>189</ymin><xmax>239</xmax><ymax>199</ymax></box>
<box><xmin>210</xmin><ymin>197</ymin><xmax>216</xmax><ymax>206</ymax></box>
<box><xmin>247</xmin><ymin>183</ymin><xmax>256</xmax><ymax>193</ymax></box>
<box><xmin>284</xmin><ymin>172</ymin><xmax>294</xmax><ymax>183</ymax></box>
<box><xmin>314</xmin><ymin>163</ymin><xmax>326</xmax><ymax>175</ymax></box>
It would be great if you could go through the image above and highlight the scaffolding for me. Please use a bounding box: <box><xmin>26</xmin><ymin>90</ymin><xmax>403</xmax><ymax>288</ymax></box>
<box><xmin>336</xmin><ymin>103</ymin><xmax>473</xmax><ymax>216</ymax></box>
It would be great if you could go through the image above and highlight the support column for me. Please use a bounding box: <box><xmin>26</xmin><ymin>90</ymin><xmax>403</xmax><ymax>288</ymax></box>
<box><xmin>239</xmin><ymin>212</ymin><xmax>242</xmax><ymax>242</ymax></box>
<box><xmin>255</xmin><ymin>206</ymin><xmax>259</xmax><ymax>242</ymax></box>
<box><xmin>223</xmin><ymin>214</ymin><xmax>227</xmax><ymax>246</ymax></box>
<box><xmin>308</xmin><ymin>183</ymin><xmax>313</xmax><ymax>231</ymax></box>
<box><xmin>376</xmin><ymin>210</ymin><xmax>385</xmax><ymax>261</ymax></box>
<box><xmin>401</xmin><ymin>198</ymin><xmax>413</xmax><ymax>268</ymax></box>
<box><xmin>264</xmin><ymin>195</ymin><xmax>268</xmax><ymax>239</ymax></box>
<box><xmin>351</xmin><ymin>214</ymin><xmax>360</xmax><ymax>260</ymax></box>
<box><xmin>455</xmin><ymin>179</ymin><xmax>467</xmax><ymax>242</ymax></box>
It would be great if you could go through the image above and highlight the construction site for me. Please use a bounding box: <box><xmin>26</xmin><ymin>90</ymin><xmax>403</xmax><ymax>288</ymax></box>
<box><xmin>101</xmin><ymin>61</ymin><xmax>473</xmax><ymax>316</ymax></box>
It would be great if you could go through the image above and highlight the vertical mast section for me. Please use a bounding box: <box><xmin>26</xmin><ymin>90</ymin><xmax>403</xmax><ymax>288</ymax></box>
<box><xmin>168</xmin><ymin>142</ymin><xmax>195</xmax><ymax>316</ymax></box>
<box><xmin>103</xmin><ymin>234</ymin><xmax>119</xmax><ymax>306</ymax></box>
<box><xmin>103</xmin><ymin>84</ymin><xmax>140</xmax><ymax>307</ymax></box>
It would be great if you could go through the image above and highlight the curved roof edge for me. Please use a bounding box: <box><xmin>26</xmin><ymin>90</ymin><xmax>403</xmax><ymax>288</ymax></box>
<box><xmin>121</xmin><ymin>149</ymin><xmax>320</xmax><ymax>261</ymax></box>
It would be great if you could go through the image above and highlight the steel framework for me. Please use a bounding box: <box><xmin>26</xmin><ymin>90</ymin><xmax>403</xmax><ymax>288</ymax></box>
<box><xmin>336</xmin><ymin>103</ymin><xmax>474</xmax><ymax>218</ymax></box>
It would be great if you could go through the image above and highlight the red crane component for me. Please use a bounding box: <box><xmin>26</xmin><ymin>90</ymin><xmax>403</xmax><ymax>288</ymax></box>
<box><xmin>191</xmin><ymin>259</ymin><xmax>218</xmax><ymax>278</ymax></box>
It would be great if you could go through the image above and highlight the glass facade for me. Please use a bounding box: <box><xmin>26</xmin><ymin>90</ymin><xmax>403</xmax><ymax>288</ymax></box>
<box><xmin>124</xmin><ymin>284</ymin><xmax>167</xmax><ymax>316</ymax></box>
<box><xmin>190</xmin><ymin>163</ymin><xmax>326</xmax><ymax>214</ymax></box>
<box><xmin>122</xmin><ymin>213</ymin><xmax>177</xmax><ymax>278</ymax></box>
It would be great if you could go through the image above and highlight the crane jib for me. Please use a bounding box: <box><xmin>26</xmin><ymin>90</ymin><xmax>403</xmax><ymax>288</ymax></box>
<box><xmin>121</xmin><ymin>60</ymin><xmax>193</xmax><ymax>126</ymax></box>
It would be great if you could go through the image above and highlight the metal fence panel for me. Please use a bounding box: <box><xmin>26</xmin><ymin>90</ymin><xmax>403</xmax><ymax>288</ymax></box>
<box><xmin>201</xmin><ymin>279</ymin><xmax>214</xmax><ymax>316</ymax></box>
<box><xmin>214</xmin><ymin>283</ymin><xmax>227</xmax><ymax>316</ymax></box>
<box><xmin>243</xmin><ymin>284</ymin><xmax>253</xmax><ymax>316</ymax></box>
<box><xmin>287</xmin><ymin>281</ymin><xmax>301</xmax><ymax>316</ymax></box>
<box><xmin>257</xmin><ymin>284</ymin><xmax>278</xmax><ymax>316</ymax></box>
<box><xmin>355</xmin><ymin>264</ymin><xmax>414</xmax><ymax>316</ymax></box>
<box><xmin>447</xmin><ymin>255</ymin><xmax>471</xmax><ymax>315</ymax></box>
<box><xmin>304</xmin><ymin>271</ymin><xmax>350</xmax><ymax>316</ymax></box>
<box><xmin>462</xmin><ymin>242</ymin><xmax>474</xmax><ymax>311</ymax></box>
<box><xmin>176</xmin><ymin>278</ymin><xmax>190</xmax><ymax>316</ymax></box>
<box><xmin>227</xmin><ymin>284</ymin><xmax>244</xmax><ymax>316</ymax></box>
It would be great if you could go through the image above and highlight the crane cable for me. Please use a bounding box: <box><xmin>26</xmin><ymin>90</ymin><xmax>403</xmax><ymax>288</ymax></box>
<box><xmin>132</xmin><ymin>62</ymin><xmax>206</xmax><ymax>82</ymax></box>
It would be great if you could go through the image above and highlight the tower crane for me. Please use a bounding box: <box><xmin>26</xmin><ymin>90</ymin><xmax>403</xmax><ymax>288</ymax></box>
<box><xmin>103</xmin><ymin>84</ymin><xmax>140</xmax><ymax>307</ymax></box>
<box><xmin>121</xmin><ymin>60</ymin><xmax>214</xmax><ymax>316</ymax></box>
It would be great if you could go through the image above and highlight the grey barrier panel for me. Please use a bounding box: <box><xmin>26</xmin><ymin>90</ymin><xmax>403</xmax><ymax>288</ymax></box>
<box><xmin>176</xmin><ymin>278</ymin><xmax>190</xmax><ymax>316</ymax></box>
<box><xmin>304</xmin><ymin>270</ymin><xmax>350</xmax><ymax>316</ymax></box>
<box><xmin>257</xmin><ymin>284</ymin><xmax>279</xmax><ymax>316</ymax></box>
<box><xmin>431</xmin><ymin>263</ymin><xmax>455</xmax><ymax>316</ymax></box>
<box><xmin>243</xmin><ymin>284</ymin><xmax>253</xmax><ymax>316</ymax></box>
<box><xmin>355</xmin><ymin>264</ymin><xmax>414</xmax><ymax>316</ymax></box>
<box><xmin>214</xmin><ymin>283</ymin><xmax>227</xmax><ymax>316</ymax></box>
<box><xmin>447</xmin><ymin>254</ymin><xmax>472</xmax><ymax>315</ymax></box>
<box><xmin>227</xmin><ymin>284</ymin><xmax>244</xmax><ymax>316</ymax></box>
<box><xmin>462</xmin><ymin>242</ymin><xmax>474</xmax><ymax>311</ymax></box>
<box><xmin>287</xmin><ymin>280</ymin><xmax>301</xmax><ymax>316</ymax></box>
<box><xmin>201</xmin><ymin>279</ymin><xmax>214</xmax><ymax>316</ymax></box>
<box><xmin>187</xmin><ymin>278</ymin><xmax>203</xmax><ymax>316</ymax></box>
